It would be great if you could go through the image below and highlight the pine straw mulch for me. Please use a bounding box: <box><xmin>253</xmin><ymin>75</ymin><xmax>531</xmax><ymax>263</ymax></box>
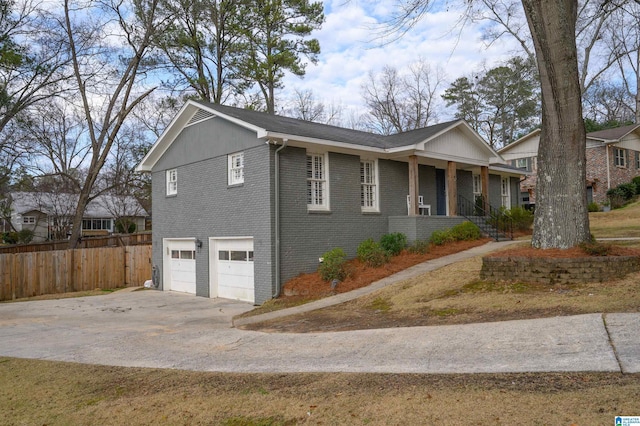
<box><xmin>281</xmin><ymin>239</ymin><xmax>492</xmax><ymax>299</ymax></box>
<box><xmin>484</xmin><ymin>243</ymin><xmax>640</xmax><ymax>258</ymax></box>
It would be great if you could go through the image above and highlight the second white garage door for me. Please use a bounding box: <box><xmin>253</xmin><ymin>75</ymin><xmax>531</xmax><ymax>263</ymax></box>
<box><xmin>211</xmin><ymin>238</ymin><xmax>254</xmax><ymax>303</ymax></box>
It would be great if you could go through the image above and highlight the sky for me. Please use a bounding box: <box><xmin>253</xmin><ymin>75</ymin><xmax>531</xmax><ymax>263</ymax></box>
<box><xmin>280</xmin><ymin>0</ymin><xmax>524</xmax><ymax>120</ymax></box>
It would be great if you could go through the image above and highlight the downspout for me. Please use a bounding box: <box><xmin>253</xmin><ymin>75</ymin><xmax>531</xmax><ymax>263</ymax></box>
<box><xmin>273</xmin><ymin>138</ymin><xmax>288</xmax><ymax>298</ymax></box>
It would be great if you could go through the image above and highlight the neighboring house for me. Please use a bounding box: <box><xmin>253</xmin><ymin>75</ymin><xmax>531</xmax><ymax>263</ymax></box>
<box><xmin>2</xmin><ymin>192</ymin><xmax>148</xmax><ymax>242</ymax></box>
<box><xmin>498</xmin><ymin>124</ymin><xmax>640</xmax><ymax>207</ymax></box>
<box><xmin>137</xmin><ymin>101</ymin><xmax>524</xmax><ymax>305</ymax></box>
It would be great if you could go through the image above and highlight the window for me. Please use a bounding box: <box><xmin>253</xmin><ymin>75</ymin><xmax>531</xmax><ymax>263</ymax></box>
<box><xmin>218</xmin><ymin>250</ymin><xmax>253</xmax><ymax>262</ymax></box>
<box><xmin>228</xmin><ymin>152</ymin><xmax>244</xmax><ymax>185</ymax></box>
<box><xmin>472</xmin><ymin>174</ymin><xmax>482</xmax><ymax>196</ymax></box>
<box><xmin>614</xmin><ymin>148</ymin><xmax>627</xmax><ymax>168</ymax></box>
<box><xmin>172</xmin><ymin>250</ymin><xmax>195</xmax><ymax>259</ymax></box>
<box><xmin>22</xmin><ymin>216</ymin><xmax>36</xmax><ymax>224</ymax></box>
<box><xmin>501</xmin><ymin>177</ymin><xmax>511</xmax><ymax>208</ymax></box>
<box><xmin>516</xmin><ymin>158</ymin><xmax>531</xmax><ymax>171</ymax></box>
<box><xmin>307</xmin><ymin>152</ymin><xmax>329</xmax><ymax>209</ymax></box>
<box><xmin>82</xmin><ymin>218</ymin><xmax>113</xmax><ymax>231</ymax></box>
<box><xmin>166</xmin><ymin>169</ymin><xmax>177</xmax><ymax>195</ymax></box>
<box><xmin>360</xmin><ymin>159</ymin><xmax>378</xmax><ymax>211</ymax></box>
<box><xmin>636</xmin><ymin>152</ymin><xmax>640</xmax><ymax>169</ymax></box>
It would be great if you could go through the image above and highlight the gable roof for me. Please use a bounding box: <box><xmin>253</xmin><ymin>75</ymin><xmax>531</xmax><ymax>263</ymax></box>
<box><xmin>499</xmin><ymin>124</ymin><xmax>640</xmax><ymax>156</ymax></box>
<box><xmin>138</xmin><ymin>100</ymin><xmax>502</xmax><ymax>172</ymax></box>
<box><xmin>587</xmin><ymin>124</ymin><xmax>640</xmax><ymax>142</ymax></box>
<box><xmin>497</xmin><ymin>129</ymin><xmax>541</xmax><ymax>154</ymax></box>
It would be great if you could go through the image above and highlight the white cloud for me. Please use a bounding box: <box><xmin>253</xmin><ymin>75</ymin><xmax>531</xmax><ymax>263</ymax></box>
<box><xmin>281</xmin><ymin>0</ymin><xmax>524</xmax><ymax>120</ymax></box>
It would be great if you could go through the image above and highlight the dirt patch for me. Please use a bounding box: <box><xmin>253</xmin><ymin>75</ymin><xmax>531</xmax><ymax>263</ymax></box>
<box><xmin>1</xmin><ymin>356</ymin><xmax>638</xmax><ymax>425</ymax></box>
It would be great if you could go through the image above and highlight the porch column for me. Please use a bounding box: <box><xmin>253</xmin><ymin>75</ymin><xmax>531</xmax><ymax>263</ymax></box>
<box><xmin>481</xmin><ymin>165</ymin><xmax>490</xmax><ymax>211</ymax></box>
<box><xmin>447</xmin><ymin>161</ymin><xmax>457</xmax><ymax>216</ymax></box>
<box><xmin>408</xmin><ymin>155</ymin><xmax>419</xmax><ymax>216</ymax></box>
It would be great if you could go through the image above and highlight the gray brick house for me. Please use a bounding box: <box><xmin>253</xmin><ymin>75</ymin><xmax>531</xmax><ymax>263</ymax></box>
<box><xmin>499</xmin><ymin>124</ymin><xmax>640</xmax><ymax>207</ymax></box>
<box><xmin>137</xmin><ymin>101</ymin><xmax>523</xmax><ymax>304</ymax></box>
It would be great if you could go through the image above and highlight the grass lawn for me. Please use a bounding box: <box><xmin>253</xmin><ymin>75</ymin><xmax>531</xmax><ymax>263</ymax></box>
<box><xmin>1</xmin><ymin>357</ymin><xmax>639</xmax><ymax>425</ymax></box>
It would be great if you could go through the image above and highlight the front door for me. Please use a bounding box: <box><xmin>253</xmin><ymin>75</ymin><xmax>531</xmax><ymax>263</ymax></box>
<box><xmin>435</xmin><ymin>169</ymin><xmax>446</xmax><ymax>215</ymax></box>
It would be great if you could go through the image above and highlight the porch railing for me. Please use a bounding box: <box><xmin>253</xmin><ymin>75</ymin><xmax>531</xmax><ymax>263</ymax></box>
<box><xmin>457</xmin><ymin>195</ymin><xmax>513</xmax><ymax>241</ymax></box>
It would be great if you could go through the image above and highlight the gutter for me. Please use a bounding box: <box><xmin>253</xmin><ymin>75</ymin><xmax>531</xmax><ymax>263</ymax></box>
<box><xmin>272</xmin><ymin>138</ymin><xmax>288</xmax><ymax>298</ymax></box>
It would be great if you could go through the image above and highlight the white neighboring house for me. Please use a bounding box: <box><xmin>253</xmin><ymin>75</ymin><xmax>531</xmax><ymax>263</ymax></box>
<box><xmin>2</xmin><ymin>192</ymin><xmax>148</xmax><ymax>242</ymax></box>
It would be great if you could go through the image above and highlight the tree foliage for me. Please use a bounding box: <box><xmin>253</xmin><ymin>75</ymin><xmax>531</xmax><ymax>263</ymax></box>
<box><xmin>236</xmin><ymin>0</ymin><xmax>323</xmax><ymax>114</ymax></box>
<box><xmin>443</xmin><ymin>57</ymin><xmax>539</xmax><ymax>148</ymax></box>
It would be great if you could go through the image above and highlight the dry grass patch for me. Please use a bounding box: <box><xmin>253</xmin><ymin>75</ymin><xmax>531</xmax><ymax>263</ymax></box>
<box><xmin>590</xmin><ymin>200</ymin><xmax>640</xmax><ymax>238</ymax></box>
<box><xmin>1</xmin><ymin>357</ymin><xmax>639</xmax><ymax>425</ymax></box>
<box><xmin>242</xmin><ymin>241</ymin><xmax>640</xmax><ymax>333</ymax></box>
<box><xmin>0</xmin><ymin>288</ymin><xmax>127</xmax><ymax>303</ymax></box>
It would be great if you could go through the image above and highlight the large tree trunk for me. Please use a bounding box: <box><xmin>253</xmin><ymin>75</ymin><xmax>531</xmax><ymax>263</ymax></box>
<box><xmin>522</xmin><ymin>0</ymin><xmax>590</xmax><ymax>249</ymax></box>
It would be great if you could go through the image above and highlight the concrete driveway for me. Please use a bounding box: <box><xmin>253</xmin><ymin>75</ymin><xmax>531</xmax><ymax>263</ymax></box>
<box><xmin>0</xmin><ymin>289</ymin><xmax>638</xmax><ymax>374</ymax></box>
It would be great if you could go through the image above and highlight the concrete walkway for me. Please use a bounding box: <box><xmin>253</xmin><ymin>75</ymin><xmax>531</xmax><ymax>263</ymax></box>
<box><xmin>1</xmin><ymin>239</ymin><xmax>638</xmax><ymax>374</ymax></box>
<box><xmin>234</xmin><ymin>240</ymin><xmax>520</xmax><ymax>327</ymax></box>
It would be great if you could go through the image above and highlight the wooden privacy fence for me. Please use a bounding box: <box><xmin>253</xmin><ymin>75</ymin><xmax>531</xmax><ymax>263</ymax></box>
<box><xmin>0</xmin><ymin>232</ymin><xmax>153</xmax><ymax>254</ymax></box>
<box><xmin>0</xmin><ymin>245</ymin><xmax>152</xmax><ymax>301</ymax></box>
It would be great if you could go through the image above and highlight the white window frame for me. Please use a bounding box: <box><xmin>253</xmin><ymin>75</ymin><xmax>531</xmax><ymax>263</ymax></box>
<box><xmin>228</xmin><ymin>152</ymin><xmax>244</xmax><ymax>185</ymax></box>
<box><xmin>360</xmin><ymin>159</ymin><xmax>379</xmax><ymax>212</ymax></box>
<box><xmin>22</xmin><ymin>216</ymin><xmax>36</xmax><ymax>224</ymax></box>
<box><xmin>614</xmin><ymin>148</ymin><xmax>627</xmax><ymax>168</ymax></box>
<box><xmin>501</xmin><ymin>176</ymin><xmax>511</xmax><ymax>208</ymax></box>
<box><xmin>636</xmin><ymin>151</ymin><xmax>640</xmax><ymax>169</ymax></box>
<box><xmin>166</xmin><ymin>169</ymin><xmax>177</xmax><ymax>196</ymax></box>
<box><xmin>82</xmin><ymin>218</ymin><xmax>113</xmax><ymax>232</ymax></box>
<box><xmin>472</xmin><ymin>174</ymin><xmax>482</xmax><ymax>196</ymax></box>
<box><xmin>516</xmin><ymin>158</ymin><xmax>529</xmax><ymax>170</ymax></box>
<box><xmin>306</xmin><ymin>152</ymin><xmax>329</xmax><ymax>210</ymax></box>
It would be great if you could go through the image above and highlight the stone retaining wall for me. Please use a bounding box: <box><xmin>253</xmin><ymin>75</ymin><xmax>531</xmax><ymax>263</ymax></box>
<box><xmin>480</xmin><ymin>255</ymin><xmax>640</xmax><ymax>284</ymax></box>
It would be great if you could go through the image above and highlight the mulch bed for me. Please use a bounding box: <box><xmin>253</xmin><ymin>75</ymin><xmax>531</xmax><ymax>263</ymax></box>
<box><xmin>281</xmin><ymin>239</ymin><xmax>491</xmax><ymax>299</ymax></box>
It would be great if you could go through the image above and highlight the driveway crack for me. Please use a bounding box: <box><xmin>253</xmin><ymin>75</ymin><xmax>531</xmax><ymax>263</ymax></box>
<box><xmin>602</xmin><ymin>313</ymin><xmax>624</xmax><ymax>374</ymax></box>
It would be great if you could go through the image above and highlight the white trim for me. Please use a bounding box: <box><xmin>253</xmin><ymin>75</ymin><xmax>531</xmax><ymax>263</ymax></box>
<box><xmin>472</xmin><ymin>173</ymin><xmax>482</xmax><ymax>196</ymax></box>
<box><xmin>501</xmin><ymin>176</ymin><xmax>511</xmax><ymax>208</ymax></box>
<box><xmin>306</xmin><ymin>151</ymin><xmax>330</xmax><ymax>211</ymax></box>
<box><xmin>614</xmin><ymin>147</ymin><xmax>627</xmax><ymax>168</ymax></box>
<box><xmin>360</xmin><ymin>158</ymin><xmax>379</xmax><ymax>212</ymax></box>
<box><xmin>162</xmin><ymin>238</ymin><xmax>197</xmax><ymax>293</ymax></box>
<box><xmin>209</xmin><ymin>237</ymin><xmax>255</xmax><ymax>303</ymax></box>
<box><xmin>228</xmin><ymin>151</ymin><xmax>245</xmax><ymax>185</ymax></box>
<box><xmin>166</xmin><ymin>169</ymin><xmax>177</xmax><ymax>196</ymax></box>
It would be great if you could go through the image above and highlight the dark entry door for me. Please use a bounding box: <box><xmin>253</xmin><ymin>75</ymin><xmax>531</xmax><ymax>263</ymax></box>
<box><xmin>435</xmin><ymin>169</ymin><xmax>446</xmax><ymax>215</ymax></box>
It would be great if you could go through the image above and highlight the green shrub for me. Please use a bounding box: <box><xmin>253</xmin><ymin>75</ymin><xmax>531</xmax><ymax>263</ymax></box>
<box><xmin>450</xmin><ymin>221</ymin><xmax>481</xmax><ymax>241</ymax></box>
<box><xmin>618</xmin><ymin>182</ymin><xmax>637</xmax><ymax>200</ymax></box>
<box><xmin>505</xmin><ymin>206</ymin><xmax>534</xmax><ymax>231</ymax></box>
<box><xmin>587</xmin><ymin>202</ymin><xmax>600</xmax><ymax>212</ymax></box>
<box><xmin>318</xmin><ymin>248</ymin><xmax>348</xmax><ymax>282</ymax></box>
<box><xmin>16</xmin><ymin>229</ymin><xmax>34</xmax><ymax>244</ymax></box>
<box><xmin>357</xmin><ymin>238</ymin><xmax>389</xmax><ymax>267</ymax></box>
<box><xmin>2</xmin><ymin>232</ymin><xmax>17</xmax><ymax>244</ymax></box>
<box><xmin>607</xmin><ymin>187</ymin><xmax>627</xmax><ymax>209</ymax></box>
<box><xmin>115</xmin><ymin>219</ymin><xmax>137</xmax><ymax>234</ymax></box>
<box><xmin>380</xmin><ymin>232</ymin><xmax>407</xmax><ymax>256</ymax></box>
<box><xmin>632</xmin><ymin>176</ymin><xmax>640</xmax><ymax>193</ymax></box>
<box><xmin>429</xmin><ymin>229</ymin><xmax>453</xmax><ymax>246</ymax></box>
<box><xmin>408</xmin><ymin>239</ymin><xmax>430</xmax><ymax>254</ymax></box>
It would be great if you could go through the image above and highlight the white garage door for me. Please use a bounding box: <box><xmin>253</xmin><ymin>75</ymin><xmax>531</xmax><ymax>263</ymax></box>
<box><xmin>166</xmin><ymin>240</ymin><xmax>196</xmax><ymax>294</ymax></box>
<box><xmin>212</xmin><ymin>238</ymin><xmax>254</xmax><ymax>303</ymax></box>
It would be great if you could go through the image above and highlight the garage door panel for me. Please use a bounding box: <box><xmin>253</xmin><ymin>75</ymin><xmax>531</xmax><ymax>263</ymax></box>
<box><xmin>211</xmin><ymin>238</ymin><xmax>255</xmax><ymax>303</ymax></box>
<box><xmin>165</xmin><ymin>240</ymin><xmax>196</xmax><ymax>295</ymax></box>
